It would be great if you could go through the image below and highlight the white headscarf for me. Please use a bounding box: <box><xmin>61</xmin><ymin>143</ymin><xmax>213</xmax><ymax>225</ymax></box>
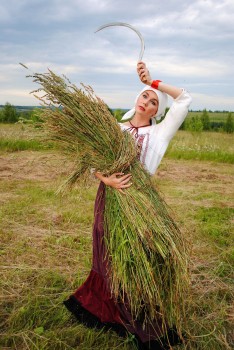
<box><xmin>121</xmin><ymin>86</ymin><xmax>168</xmax><ymax>122</ymax></box>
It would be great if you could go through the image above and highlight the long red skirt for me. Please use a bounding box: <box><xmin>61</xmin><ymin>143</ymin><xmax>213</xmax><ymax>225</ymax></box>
<box><xmin>64</xmin><ymin>182</ymin><xmax>181</xmax><ymax>348</ymax></box>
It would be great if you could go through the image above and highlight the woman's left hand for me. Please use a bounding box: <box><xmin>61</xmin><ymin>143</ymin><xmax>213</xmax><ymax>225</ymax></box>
<box><xmin>137</xmin><ymin>61</ymin><xmax>152</xmax><ymax>86</ymax></box>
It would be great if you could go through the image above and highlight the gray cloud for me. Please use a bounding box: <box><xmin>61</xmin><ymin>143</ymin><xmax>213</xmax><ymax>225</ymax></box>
<box><xmin>0</xmin><ymin>0</ymin><xmax>233</xmax><ymax>110</ymax></box>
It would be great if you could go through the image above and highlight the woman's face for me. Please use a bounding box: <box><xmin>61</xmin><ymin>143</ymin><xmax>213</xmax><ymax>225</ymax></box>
<box><xmin>135</xmin><ymin>90</ymin><xmax>158</xmax><ymax>120</ymax></box>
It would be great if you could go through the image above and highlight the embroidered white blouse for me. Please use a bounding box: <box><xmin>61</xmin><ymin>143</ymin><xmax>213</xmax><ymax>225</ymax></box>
<box><xmin>119</xmin><ymin>89</ymin><xmax>192</xmax><ymax>175</ymax></box>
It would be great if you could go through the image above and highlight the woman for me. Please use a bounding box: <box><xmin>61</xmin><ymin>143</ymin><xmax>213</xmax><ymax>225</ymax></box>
<box><xmin>64</xmin><ymin>61</ymin><xmax>192</xmax><ymax>349</ymax></box>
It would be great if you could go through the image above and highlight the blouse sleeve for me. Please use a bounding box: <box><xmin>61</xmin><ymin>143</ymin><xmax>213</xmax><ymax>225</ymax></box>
<box><xmin>157</xmin><ymin>89</ymin><xmax>192</xmax><ymax>142</ymax></box>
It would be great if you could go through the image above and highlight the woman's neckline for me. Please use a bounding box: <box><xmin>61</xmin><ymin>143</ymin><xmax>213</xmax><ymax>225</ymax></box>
<box><xmin>122</xmin><ymin>119</ymin><xmax>152</xmax><ymax>128</ymax></box>
<box><xmin>129</xmin><ymin>121</ymin><xmax>151</xmax><ymax>128</ymax></box>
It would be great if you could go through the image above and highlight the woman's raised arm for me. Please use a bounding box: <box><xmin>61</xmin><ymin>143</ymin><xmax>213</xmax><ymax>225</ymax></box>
<box><xmin>137</xmin><ymin>61</ymin><xmax>182</xmax><ymax>99</ymax></box>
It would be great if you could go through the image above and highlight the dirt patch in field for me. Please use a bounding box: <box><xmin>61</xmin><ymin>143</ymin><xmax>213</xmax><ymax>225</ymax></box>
<box><xmin>0</xmin><ymin>151</ymin><xmax>233</xmax><ymax>183</ymax></box>
<box><xmin>157</xmin><ymin>159</ymin><xmax>233</xmax><ymax>186</ymax></box>
<box><xmin>0</xmin><ymin>191</ymin><xmax>21</xmax><ymax>204</ymax></box>
<box><xmin>1</xmin><ymin>152</ymin><xmax>233</xmax><ymax>196</ymax></box>
<box><xmin>0</xmin><ymin>151</ymin><xmax>71</xmax><ymax>182</ymax></box>
<box><xmin>155</xmin><ymin>159</ymin><xmax>234</xmax><ymax>211</ymax></box>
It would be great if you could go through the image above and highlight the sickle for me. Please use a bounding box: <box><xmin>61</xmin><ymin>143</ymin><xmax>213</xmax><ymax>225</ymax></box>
<box><xmin>95</xmin><ymin>22</ymin><xmax>145</xmax><ymax>61</ymax></box>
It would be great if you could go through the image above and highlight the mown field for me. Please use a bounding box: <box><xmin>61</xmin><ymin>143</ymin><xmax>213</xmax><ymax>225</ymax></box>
<box><xmin>0</xmin><ymin>124</ymin><xmax>233</xmax><ymax>350</ymax></box>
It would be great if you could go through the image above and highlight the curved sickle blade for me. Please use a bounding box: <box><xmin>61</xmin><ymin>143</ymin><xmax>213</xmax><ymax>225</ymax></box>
<box><xmin>95</xmin><ymin>22</ymin><xmax>145</xmax><ymax>61</ymax></box>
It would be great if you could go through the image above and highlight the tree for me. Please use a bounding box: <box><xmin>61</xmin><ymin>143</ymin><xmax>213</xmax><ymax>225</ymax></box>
<box><xmin>106</xmin><ymin>105</ymin><xmax>114</xmax><ymax>116</ymax></box>
<box><xmin>224</xmin><ymin>113</ymin><xmax>234</xmax><ymax>133</ymax></box>
<box><xmin>0</xmin><ymin>109</ymin><xmax>3</xmax><ymax>122</ymax></box>
<box><xmin>186</xmin><ymin>116</ymin><xmax>203</xmax><ymax>132</ymax></box>
<box><xmin>179</xmin><ymin>120</ymin><xmax>185</xmax><ymax>130</ymax></box>
<box><xmin>0</xmin><ymin>102</ymin><xmax>18</xmax><ymax>123</ymax></box>
<box><xmin>114</xmin><ymin>109</ymin><xmax>125</xmax><ymax>122</ymax></box>
<box><xmin>201</xmin><ymin>109</ymin><xmax>210</xmax><ymax>130</ymax></box>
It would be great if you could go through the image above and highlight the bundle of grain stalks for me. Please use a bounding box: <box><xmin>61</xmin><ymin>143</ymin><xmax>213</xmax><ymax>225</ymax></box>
<box><xmin>30</xmin><ymin>69</ymin><xmax>189</xmax><ymax>334</ymax></box>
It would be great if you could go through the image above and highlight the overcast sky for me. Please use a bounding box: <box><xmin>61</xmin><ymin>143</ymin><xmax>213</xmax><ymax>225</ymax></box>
<box><xmin>1</xmin><ymin>0</ymin><xmax>234</xmax><ymax>111</ymax></box>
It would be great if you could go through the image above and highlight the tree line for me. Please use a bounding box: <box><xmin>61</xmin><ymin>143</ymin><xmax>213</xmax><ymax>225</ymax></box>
<box><xmin>180</xmin><ymin>109</ymin><xmax>234</xmax><ymax>133</ymax></box>
<box><xmin>0</xmin><ymin>102</ymin><xmax>233</xmax><ymax>133</ymax></box>
<box><xmin>113</xmin><ymin>107</ymin><xmax>234</xmax><ymax>133</ymax></box>
<box><xmin>0</xmin><ymin>103</ymin><xmax>42</xmax><ymax>124</ymax></box>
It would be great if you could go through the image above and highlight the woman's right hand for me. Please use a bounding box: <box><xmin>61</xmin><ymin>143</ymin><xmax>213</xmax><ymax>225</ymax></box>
<box><xmin>95</xmin><ymin>172</ymin><xmax>132</xmax><ymax>194</ymax></box>
<box><xmin>137</xmin><ymin>61</ymin><xmax>152</xmax><ymax>85</ymax></box>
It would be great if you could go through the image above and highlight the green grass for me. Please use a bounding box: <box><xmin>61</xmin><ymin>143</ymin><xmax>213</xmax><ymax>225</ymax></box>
<box><xmin>154</xmin><ymin>160</ymin><xmax>233</xmax><ymax>349</ymax></box>
<box><xmin>166</xmin><ymin>131</ymin><xmax>234</xmax><ymax>163</ymax></box>
<box><xmin>0</xmin><ymin>138</ymin><xmax>52</xmax><ymax>151</ymax></box>
<box><xmin>0</xmin><ymin>123</ymin><xmax>54</xmax><ymax>151</ymax></box>
<box><xmin>196</xmin><ymin>207</ymin><xmax>233</xmax><ymax>246</ymax></box>
<box><xmin>0</xmin><ymin>178</ymin><xmax>134</xmax><ymax>349</ymax></box>
<box><xmin>1</xmin><ymin>266</ymin><xmax>134</xmax><ymax>349</ymax></box>
<box><xmin>0</xmin><ymin>125</ymin><xmax>233</xmax><ymax>349</ymax></box>
<box><xmin>1</xmin><ymin>125</ymin><xmax>233</xmax><ymax>163</ymax></box>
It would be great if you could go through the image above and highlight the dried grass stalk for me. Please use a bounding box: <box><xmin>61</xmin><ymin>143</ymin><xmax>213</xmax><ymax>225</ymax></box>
<box><xmin>30</xmin><ymin>70</ymin><xmax>189</xmax><ymax>334</ymax></box>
